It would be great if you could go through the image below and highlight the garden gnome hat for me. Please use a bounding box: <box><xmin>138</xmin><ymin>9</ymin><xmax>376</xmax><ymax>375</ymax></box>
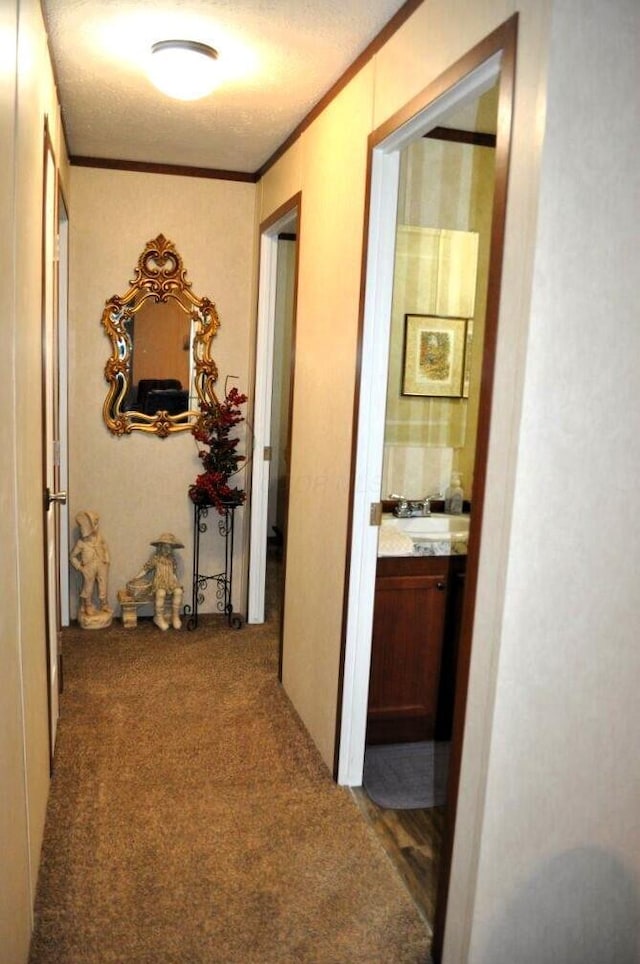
<box><xmin>151</xmin><ymin>532</ymin><xmax>184</xmax><ymax>549</ymax></box>
<box><xmin>76</xmin><ymin>509</ymin><xmax>99</xmax><ymax>535</ymax></box>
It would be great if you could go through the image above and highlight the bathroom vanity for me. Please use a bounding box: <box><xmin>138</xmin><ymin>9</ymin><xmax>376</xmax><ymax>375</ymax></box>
<box><xmin>366</xmin><ymin>515</ymin><xmax>468</xmax><ymax>745</ymax></box>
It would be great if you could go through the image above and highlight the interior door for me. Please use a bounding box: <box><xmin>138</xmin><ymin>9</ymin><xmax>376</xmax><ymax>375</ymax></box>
<box><xmin>247</xmin><ymin>197</ymin><xmax>299</xmax><ymax>628</ymax></box>
<box><xmin>57</xmin><ymin>192</ymin><xmax>70</xmax><ymax>626</ymax></box>
<box><xmin>42</xmin><ymin>129</ymin><xmax>66</xmax><ymax>760</ymax></box>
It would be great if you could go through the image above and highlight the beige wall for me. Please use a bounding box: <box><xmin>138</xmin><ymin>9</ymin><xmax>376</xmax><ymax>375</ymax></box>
<box><xmin>461</xmin><ymin>1</ymin><xmax>640</xmax><ymax>960</ymax></box>
<box><xmin>263</xmin><ymin>65</ymin><xmax>374</xmax><ymax>767</ymax></box>
<box><xmin>68</xmin><ymin>169</ymin><xmax>257</xmax><ymax>620</ymax></box>
<box><xmin>0</xmin><ymin>7</ymin><xmax>29</xmax><ymax>959</ymax></box>
<box><xmin>0</xmin><ymin>1</ymin><xmax>69</xmax><ymax>960</ymax></box>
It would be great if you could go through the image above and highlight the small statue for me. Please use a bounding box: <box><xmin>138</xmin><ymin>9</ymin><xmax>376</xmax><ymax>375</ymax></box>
<box><xmin>70</xmin><ymin>510</ymin><xmax>113</xmax><ymax>629</ymax></box>
<box><xmin>127</xmin><ymin>533</ymin><xmax>184</xmax><ymax>631</ymax></box>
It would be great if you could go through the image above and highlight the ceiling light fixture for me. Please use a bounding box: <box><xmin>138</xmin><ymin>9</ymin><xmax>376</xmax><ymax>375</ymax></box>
<box><xmin>149</xmin><ymin>40</ymin><xmax>220</xmax><ymax>101</ymax></box>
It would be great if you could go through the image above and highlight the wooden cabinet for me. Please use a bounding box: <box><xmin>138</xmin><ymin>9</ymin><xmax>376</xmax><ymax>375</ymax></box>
<box><xmin>367</xmin><ymin>554</ymin><xmax>466</xmax><ymax>745</ymax></box>
<box><xmin>435</xmin><ymin>559</ymin><xmax>466</xmax><ymax>741</ymax></box>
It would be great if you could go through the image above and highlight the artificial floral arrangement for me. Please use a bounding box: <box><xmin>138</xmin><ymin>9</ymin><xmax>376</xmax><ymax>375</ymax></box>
<box><xmin>189</xmin><ymin>385</ymin><xmax>248</xmax><ymax>514</ymax></box>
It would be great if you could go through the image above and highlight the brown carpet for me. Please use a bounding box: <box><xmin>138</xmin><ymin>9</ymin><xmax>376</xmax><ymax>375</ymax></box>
<box><xmin>29</xmin><ymin>589</ymin><xmax>431</xmax><ymax>962</ymax></box>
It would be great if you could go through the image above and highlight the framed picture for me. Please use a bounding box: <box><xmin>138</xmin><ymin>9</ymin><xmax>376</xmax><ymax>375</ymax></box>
<box><xmin>462</xmin><ymin>319</ymin><xmax>473</xmax><ymax>398</ymax></box>
<box><xmin>402</xmin><ymin>314</ymin><xmax>466</xmax><ymax>397</ymax></box>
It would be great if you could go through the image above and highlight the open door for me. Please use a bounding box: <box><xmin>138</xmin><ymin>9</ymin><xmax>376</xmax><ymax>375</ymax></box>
<box><xmin>247</xmin><ymin>194</ymin><xmax>300</xmax><ymax>647</ymax></box>
<box><xmin>42</xmin><ymin>124</ymin><xmax>68</xmax><ymax>762</ymax></box>
<box><xmin>57</xmin><ymin>190</ymin><xmax>70</xmax><ymax>627</ymax></box>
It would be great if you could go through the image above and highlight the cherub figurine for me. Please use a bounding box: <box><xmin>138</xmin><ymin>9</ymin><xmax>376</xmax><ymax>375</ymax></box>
<box><xmin>70</xmin><ymin>510</ymin><xmax>113</xmax><ymax>629</ymax></box>
<box><xmin>128</xmin><ymin>533</ymin><xmax>184</xmax><ymax>631</ymax></box>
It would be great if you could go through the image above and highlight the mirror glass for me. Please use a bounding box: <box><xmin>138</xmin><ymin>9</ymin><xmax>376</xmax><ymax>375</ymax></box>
<box><xmin>102</xmin><ymin>235</ymin><xmax>219</xmax><ymax>436</ymax></box>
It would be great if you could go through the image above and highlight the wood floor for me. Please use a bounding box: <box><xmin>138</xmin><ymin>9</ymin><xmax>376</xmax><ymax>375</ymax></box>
<box><xmin>352</xmin><ymin>788</ymin><xmax>444</xmax><ymax>926</ymax></box>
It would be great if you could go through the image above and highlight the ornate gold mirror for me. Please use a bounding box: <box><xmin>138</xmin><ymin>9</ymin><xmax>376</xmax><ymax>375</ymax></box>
<box><xmin>102</xmin><ymin>235</ymin><xmax>219</xmax><ymax>436</ymax></box>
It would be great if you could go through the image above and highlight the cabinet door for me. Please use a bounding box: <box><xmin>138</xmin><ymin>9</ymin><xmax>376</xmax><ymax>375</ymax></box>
<box><xmin>435</xmin><ymin>564</ymin><xmax>466</xmax><ymax>740</ymax></box>
<box><xmin>367</xmin><ymin>571</ymin><xmax>447</xmax><ymax>744</ymax></box>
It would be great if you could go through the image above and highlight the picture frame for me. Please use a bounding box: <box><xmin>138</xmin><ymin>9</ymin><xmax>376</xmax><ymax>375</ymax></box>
<box><xmin>462</xmin><ymin>319</ymin><xmax>473</xmax><ymax>398</ymax></box>
<box><xmin>402</xmin><ymin>314</ymin><xmax>467</xmax><ymax>398</ymax></box>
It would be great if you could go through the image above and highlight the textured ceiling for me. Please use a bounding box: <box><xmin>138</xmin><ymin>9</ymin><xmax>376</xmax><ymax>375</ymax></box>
<box><xmin>42</xmin><ymin>0</ymin><xmax>410</xmax><ymax>174</ymax></box>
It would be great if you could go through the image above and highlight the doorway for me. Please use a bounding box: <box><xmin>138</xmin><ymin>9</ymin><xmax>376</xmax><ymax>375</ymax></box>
<box><xmin>58</xmin><ymin>191</ymin><xmax>70</xmax><ymax>627</ymax></box>
<box><xmin>358</xmin><ymin>83</ymin><xmax>499</xmax><ymax>923</ymax></box>
<box><xmin>247</xmin><ymin>194</ymin><xmax>300</xmax><ymax>665</ymax></box>
<box><xmin>42</xmin><ymin>123</ymin><xmax>70</xmax><ymax>762</ymax></box>
<box><xmin>337</xmin><ymin>18</ymin><xmax>517</xmax><ymax>959</ymax></box>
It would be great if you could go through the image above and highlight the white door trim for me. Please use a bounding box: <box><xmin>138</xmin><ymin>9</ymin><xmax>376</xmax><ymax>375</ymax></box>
<box><xmin>337</xmin><ymin>55</ymin><xmax>502</xmax><ymax>786</ymax></box>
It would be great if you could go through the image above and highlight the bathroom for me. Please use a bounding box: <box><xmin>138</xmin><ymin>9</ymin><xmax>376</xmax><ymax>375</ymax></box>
<box><xmin>383</xmin><ymin>84</ymin><xmax>497</xmax><ymax>524</ymax></box>
<box><xmin>359</xmin><ymin>81</ymin><xmax>498</xmax><ymax>915</ymax></box>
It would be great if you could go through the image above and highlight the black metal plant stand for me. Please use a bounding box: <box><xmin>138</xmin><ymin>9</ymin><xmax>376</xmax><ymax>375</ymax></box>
<box><xmin>184</xmin><ymin>502</ymin><xmax>243</xmax><ymax>630</ymax></box>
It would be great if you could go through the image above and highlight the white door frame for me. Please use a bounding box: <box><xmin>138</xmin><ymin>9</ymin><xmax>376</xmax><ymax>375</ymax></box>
<box><xmin>247</xmin><ymin>201</ymin><xmax>299</xmax><ymax>623</ymax></box>
<box><xmin>337</xmin><ymin>55</ymin><xmax>501</xmax><ymax>786</ymax></box>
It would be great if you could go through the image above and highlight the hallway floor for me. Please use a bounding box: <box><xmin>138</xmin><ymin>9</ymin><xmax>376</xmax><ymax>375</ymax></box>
<box><xmin>29</xmin><ymin>588</ymin><xmax>432</xmax><ymax>962</ymax></box>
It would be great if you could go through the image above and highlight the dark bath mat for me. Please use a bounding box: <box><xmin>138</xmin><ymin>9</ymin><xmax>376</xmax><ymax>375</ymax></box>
<box><xmin>363</xmin><ymin>740</ymin><xmax>450</xmax><ymax>809</ymax></box>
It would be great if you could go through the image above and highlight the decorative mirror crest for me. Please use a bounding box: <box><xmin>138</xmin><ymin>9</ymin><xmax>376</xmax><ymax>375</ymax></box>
<box><xmin>102</xmin><ymin>234</ymin><xmax>219</xmax><ymax>437</ymax></box>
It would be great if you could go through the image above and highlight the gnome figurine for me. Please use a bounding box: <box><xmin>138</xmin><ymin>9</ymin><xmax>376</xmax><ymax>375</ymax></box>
<box><xmin>70</xmin><ymin>510</ymin><xmax>113</xmax><ymax>629</ymax></box>
<box><xmin>128</xmin><ymin>533</ymin><xmax>184</xmax><ymax>631</ymax></box>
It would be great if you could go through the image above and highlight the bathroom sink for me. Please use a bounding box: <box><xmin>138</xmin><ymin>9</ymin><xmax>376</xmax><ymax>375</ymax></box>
<box><xmin>387</xmin><ymin>513</ymin><xmax>470</xmax><ymax>538</ymax></box>
<box><xmin>378</xmin><ymin>513</ymin><xmax>470</xmax><ymax>557</ymax></box>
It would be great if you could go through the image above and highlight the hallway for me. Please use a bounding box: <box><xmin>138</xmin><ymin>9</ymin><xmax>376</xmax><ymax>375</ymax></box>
<box><xmin>29</xmin><ymin>586</ymin><xmax>430</xmax><ymax>963</ymax></box>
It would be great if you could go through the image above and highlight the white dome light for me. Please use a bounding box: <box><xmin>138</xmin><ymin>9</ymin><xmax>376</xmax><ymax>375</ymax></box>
<box><xmin>149</xmin><ymin>40</ymin><xmax>220</xmax><ymax>101</ymax></box>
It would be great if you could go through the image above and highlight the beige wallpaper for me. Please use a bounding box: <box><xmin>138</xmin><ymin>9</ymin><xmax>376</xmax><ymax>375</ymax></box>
<box><xmin>1</xmin><ymin>6</ymin><xmax>30</xmax><ymax>960</ymax></box>
<box><xmin>461</xmin><ymin>1</ymin><xmax>640</xmax><ymax>960</ymax></box>
<box><xmin>68</xmin><ymin>168</ymin><xmax>257</xmax><ymax>619</ymax></box>
<box><xmin>272</xmin><ymin>64</ymin><xmax>374</xmax><ymax>768</ymax></box>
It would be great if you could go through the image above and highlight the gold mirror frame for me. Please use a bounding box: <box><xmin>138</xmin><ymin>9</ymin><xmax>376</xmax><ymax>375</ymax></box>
<box><xmin>102</xmin><ymin>234</ymin><xmax>219</xmax><ymax>437</ymax></box>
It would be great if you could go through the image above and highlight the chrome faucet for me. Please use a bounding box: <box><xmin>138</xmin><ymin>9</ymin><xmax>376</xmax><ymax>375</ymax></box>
<box><xmin>390</xmin><ymin>494</ymin><xmax>431</xmax><ymax>518</ymax></box>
